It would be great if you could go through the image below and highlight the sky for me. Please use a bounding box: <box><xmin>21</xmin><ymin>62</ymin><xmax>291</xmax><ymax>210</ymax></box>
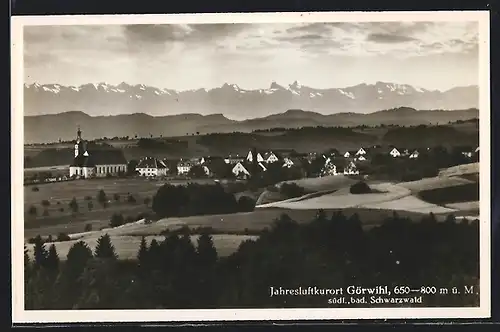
<box><xmin>23</xmin><ymin>21</ymin><xmax>479</xmax><ymax>92</ymax></box>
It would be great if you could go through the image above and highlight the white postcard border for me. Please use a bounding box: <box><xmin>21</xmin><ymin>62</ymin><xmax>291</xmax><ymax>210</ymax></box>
<box><xmin>11</xmin><ymin>11</ymin><xmax>491</xmax><ymax>323</ymax></box>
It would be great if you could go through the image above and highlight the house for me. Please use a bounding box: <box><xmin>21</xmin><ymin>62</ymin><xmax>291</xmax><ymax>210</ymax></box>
<box><xmin>343</xmin><ymin>161</ymin><xmax>359</xmax><ymax>175</ymax></box>
<box><xmin>283</xmin><ymin>157</ymin><xmax>295</xmax><ymax>168</ymax></box>
<box><xmin>321</xmin><ymin>158</ymin><xmax>338</xmax><ymax>176</ymax></box>
<box><xmin>264</xmin><ymin>152</ymin><xmax>279</xmax><ymax>163</ymax></box>
<box><xmin>246</xmin><ymin>150</ymin><xmax>264</xmax><ymax>163</ymax></box>
<box><xmin>475</xmin><ymin>146</ymin><xmax>480</xmax><ymax>153</ymax></box>
<box><xmin>177</xmin><ymin>160</ymin><xmax>193</xmax><ymax>175</ymax></box>
<box><xmin>409</xmin><ymin>150</ymin><xmax>420</xmax><ymax>159</ymax></box>
<box><xmin>136</xmin><ymin>157</ymin><xmax>168</xmax><ymax>177</ymax></box>
<box><xmin>355</xmin><ymin>147</ymin><xmax>367</xmax><ymax>156</ymax></box>
<box><xmin>355</xmin><ymin>155</ymin><xmax>367</xmax><ymax>162</ymax></box>
<box><xmin>232</xmin><ymin>162</ymin><xmax>251</xmax><ymax>179</ymax></box>
<box><xmin>389</xmin><ymin>147</ymin><xmax>401</xmax><ymax>158</ymax></box>
<box><xmin>69</xmin><ymin>126</ymin><xmax>127</xmax><ymax>178</ymax></box>
<box><xmin>343</xmin><ymin>151</ymin><xmax>351</xmax><ymax>158</ymax></box>
<box><xmin>224</xmin><ymin>154</ymin><xmax>245</xmax><ymax>164</ymax></box>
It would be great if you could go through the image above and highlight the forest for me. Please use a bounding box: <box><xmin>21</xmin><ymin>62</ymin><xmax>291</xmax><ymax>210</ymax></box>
<box><xmin>25</xmin><ymin>210</ymin><xmax>479</xmax><ymax>309</ymax></box>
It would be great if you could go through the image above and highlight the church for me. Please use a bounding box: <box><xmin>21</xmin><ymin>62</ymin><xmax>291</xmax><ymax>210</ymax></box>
<box><xmin>69</xmin><ymin>126</ymin><xmax>128</xmax><ymax>178</ymax></box>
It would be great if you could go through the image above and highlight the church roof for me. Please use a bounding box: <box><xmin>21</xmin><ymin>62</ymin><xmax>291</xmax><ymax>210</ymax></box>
<box><xmin>71</xmin><ymin>149</ymin><xmax>127</xmax><ymax>167</ymax></box>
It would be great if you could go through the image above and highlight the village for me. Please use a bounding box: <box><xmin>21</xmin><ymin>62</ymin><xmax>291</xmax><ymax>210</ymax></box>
<box><xmin>24</xmin><ymin>126</ymin><xmax>480</xmax><ymax>185</ymax></box>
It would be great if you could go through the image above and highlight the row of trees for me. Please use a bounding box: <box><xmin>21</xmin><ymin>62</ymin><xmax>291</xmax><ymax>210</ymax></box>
<box><xmin>25</xmin><ymin>211</ymin><xmax>480</xmax><ymax>309</ymax></box>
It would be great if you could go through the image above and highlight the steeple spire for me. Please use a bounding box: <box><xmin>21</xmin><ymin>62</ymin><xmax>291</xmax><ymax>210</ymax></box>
<box><xmin>77</xmin><ymin>125</ymin><xmax>82</xmax><ymax>143</ymax></box>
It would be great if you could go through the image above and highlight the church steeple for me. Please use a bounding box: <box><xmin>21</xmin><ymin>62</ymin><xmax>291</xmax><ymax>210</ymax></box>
<box><xmin>77</xmin><ymin>125</ymin><xmax>82</xmax><ymax>143</ymax></box>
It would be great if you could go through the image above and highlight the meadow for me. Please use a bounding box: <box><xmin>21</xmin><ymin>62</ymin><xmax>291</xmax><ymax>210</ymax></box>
<box><xmin>23</xmin><ymin>162</ymin><xmax>480</xmax><ymax>261</ymax></box>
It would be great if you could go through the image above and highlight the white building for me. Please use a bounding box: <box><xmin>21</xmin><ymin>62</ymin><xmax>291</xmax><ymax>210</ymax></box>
<box><xmin>264</xmin><ymin>152</ymin><xmax>279</xmax><ymax>163</ymax></box>
<box><xmin>177</xmin><ymin>161</ymin><xmax>193</xmax><ymax>175</ymax></box>
<box><xmin>136</xmin><ymin>157</ymin><xmax>168</xmax><ymax>177</ymax></box>
<box><xmin>389</xmin><ymin>148</ymin><xmax>401</xmax><ymax>158</ymax></box>
<box><xmin>355</xmin><ymin>147</ymin><xmax>367</xmax><ymax>155</ymax></box>
<box><xmin>232</xmin><ymin>162</ymin><xmax>251</xmax><ymax>178</ymax></box>
<box><xmin>409</xmin><ymin>150</ymin><xmax>420</xmax><ymax>159</ymax></box>
<box><xmin>246</xmin><ymin>150</ymin><xmax>264</xmax><ymax>163</ymax></box>
<box><xmin>343</xmin><ymin>151</ymin><xmax>351</xmax><ymax>158</ymax></box>
<box><xmin>343</xmin><ymin>161</ymin><xmax>359</xmax><ymax>175</ymax></box>
<box><xmin>69</xmin><ymin>126</ymin><xmax>127</xmax><ymax>179</ymax></box>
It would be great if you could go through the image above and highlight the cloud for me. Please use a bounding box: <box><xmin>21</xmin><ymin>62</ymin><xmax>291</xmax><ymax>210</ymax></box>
<box><xmin>367</xmin><ymin>33</ymin><xmax>418</xmax><ymax>43</ymax></box>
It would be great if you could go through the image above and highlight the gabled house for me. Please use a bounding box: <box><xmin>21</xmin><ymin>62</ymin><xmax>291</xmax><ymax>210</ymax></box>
<box><xmin>246</xmin><ymin>150</ymin><xmax>264</xmax><ymax>163</ymax></box>
<box><xmin>283</xmin><ymin>157</ymin><xmax>295</xmax><ymax>168</ymax></box>
<box><xmin>343</xmin><ymin>151</ymin><xmax>351</xmax><ymax>158</ymax></box>
<box><xmin>343</xmin><ymin>161</ymin><xmax>359</xmax><ymax>175</ymax></box>
<box><xmin>355</xmin><ymin>147</ymin><xmax>367</xmax><ymax>156</ymax></box>
<box><xmin>232</xmin><ymin>162</ymin><xmax>251</xmax><ymax>179</ymax></box>
<box><xmin>321</xmin><ymin>158</ymin><xmax>338</xmax><ymax>176</ymax></box>
<box><xmin>355</xmin><ymin>155</ymin><xmax>367</xmax><ymax>162</ymax></box>
<box><xmin>136</xmin><ymin>157</ymin><xmax>169</xmax><ymax>177</ymax></box>
<box><xmin>389</xmin><ymin>147</ymin><xmax>401</xmax><ymax>158</ymax></box>
<box><xmin>264</xmin><ymin>152</ymin><xmax>279</xmax><ymax>163</ymax></box>
<box><xmin>409</xmin><ymin>150</ymin><xmax>420</xmax><ymax>159</ymax></box>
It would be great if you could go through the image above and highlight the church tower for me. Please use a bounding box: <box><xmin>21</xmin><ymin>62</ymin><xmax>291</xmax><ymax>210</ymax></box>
<box><xmin>74</xmin><ymin>126</ymin><xmax>82</xmax><ymax>158</ymax></box>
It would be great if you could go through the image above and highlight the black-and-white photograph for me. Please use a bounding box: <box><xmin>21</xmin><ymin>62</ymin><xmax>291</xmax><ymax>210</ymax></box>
<box><xmin>11</xmin><ymin>11</ymin><xmax>490</xmax><ymax>322</ymax></box>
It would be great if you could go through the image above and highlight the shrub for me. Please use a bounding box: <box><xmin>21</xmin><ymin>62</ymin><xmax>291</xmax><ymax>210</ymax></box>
<box><xmin>42</xmin><ymin>209</ymin><xmax>49</xmax><ymax>216</ymax></box>
<box><xmin>56</xmin><ymin>232</ymin><xmax>71</xmax><ymax>242</ymax></box>
<box><xmin>109</xmin><ymin>213</ymin><xmax>125</xmax><ymax>228</ymax></box>
<box><xmin>279</xmin><ymin>182</ymin><xmax>306</xmax><ymax>198</ymax></box>
<box><xmin>28</xmin><ymin>205</ymin><xmax>37</xmax><ymax>216</ymax></box>
<box><xmin>41</xmin><ymin>199</ymin><xmax>50</xmax><ymax>207</ymax></box>
<box><xmin>114</xmin><ymin>193</ymin><xmax>120</xmax><ymax>201</ymax></box>
<box><xmin>238</xmin><ymin>196</ymin><xmax>256</xmax><ymax>212</ymax></box>
<box><xmin>127</xmin><ymin>194</ymin><xmax>136</xmax><ymax>204</ymax></box>
<box><xmin>31</xmin><ymin>186</ymin><xmax>39</xmax><ymax>192</ymax></box>
<box><xmin>350</xmin><ymin>181</ymin><xmax>372</xmax><ymax>194</ymax></box>
<box><xmin>84</xmin><ymin>224</ymin><xmax>92</xmax><ymax>232</ymax></box>
<box><xmin>59</xmin><ymin>207</ymin><xmax>64</xmax><ymax>212</ymax></box>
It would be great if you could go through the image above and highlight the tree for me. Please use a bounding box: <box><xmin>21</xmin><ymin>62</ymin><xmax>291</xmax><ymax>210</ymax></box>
<box><xmin>45</xmin><ymin>244</ymin><xmax>60</xmax><ymax>271</ymax></box>
<box><xmin>237</xmin><ymin>196</ymin><xmax>256</xmax><ymax>212</ymax></box>
<box><xmin>350</xmin><ymin>181</ymin><xmax>372</xmax><ymax>194</ymax></box>
<box><xmin>196</xmin><ymin>232</ymin><xmax>218</xmax><ymax>267</ymax></box>
<box><xmin>84</xmin><ymin>223</ymin><xmax>92</xmax><ymax>232</ymax></box>
<box><xmin>137</xmin><ymin>236</ymin><xmax>149</xmax><ymax>267</ymax></box>
<box><xmin>127</xmin><ymin>194</ymin><xmax>136</xmax><ymax>204</ymax></box>
<box><xmin>69</xmin><ymin>197</ymin><xmax>79</xmax><ymax>213</ymax></box>
<box><xmin>188</xmin><ymin>165</ymin><xmax>206</xmax><ymax>178</ymax></box>
<box><xmin>97</xmin><ymin>189</ymin><xmax>107</xmax><ymax>207</ymax></box>
<box><xmin>41</xmin><ymin>199</ymin><xmax>50</xmax><ymax>207</ymax></box>
<box><xmin>94</xmin><ymin>234</ymin><xmax>118</xmax><ymax>260</ymax></box>
<box><xmin>33</xmin><ymin>235</ymin><xmax>47</xmax><ymax>269</ymax></box>
<box><xmin>109</xmin><ymin>213</ymin><xmax>124</xmax><ymax>228</ymax></box>
<box><xmin>143</xmin><ymin>197</ymin><xmax>151</xmax><ymax>206</ymax></box>
<box><xmin>28</xmin><ymin>205</ymin><xmax>37</xmax><ymax>216</ymax></box>
<box><xmin>87</xmin><ymin>201</ymin><xmax>93</xmax><ymax>211</ymax></box>
<box><xmin>43</xmin><ymin>209</ymin><xmax>50</xmax><ymax>216</ymax></box>
<box><xmin>114</xmin><ymin>193</ymin><xmax>120</xmax><ymax>202</ymax></box>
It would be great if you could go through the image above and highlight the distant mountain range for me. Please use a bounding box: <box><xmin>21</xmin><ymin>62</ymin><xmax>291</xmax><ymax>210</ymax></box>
<box><xmin>24</xmin><ymin>107</ymin><xmax>479</xmax><ymax>144</ymax></box>
<box><xmin>24</xmin><ymin>81</ymin><xmax>479</xmax><ymax>120</ymax></box>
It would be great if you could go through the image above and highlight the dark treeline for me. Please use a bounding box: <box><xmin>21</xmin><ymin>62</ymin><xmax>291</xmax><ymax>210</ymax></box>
<box><xmin>151</xmin><ymin>182</ymin><xmax>255</xmax><ymax>218</ymax></box>
<box><xmin>25</xmin><ymin>211</ymin><xmax>479</xmax><ymax>309</ymax></box>
<box><xmin>360</xmin><ymin>147</ymin><xmax>477</xmax><ymax>182</ymax></box>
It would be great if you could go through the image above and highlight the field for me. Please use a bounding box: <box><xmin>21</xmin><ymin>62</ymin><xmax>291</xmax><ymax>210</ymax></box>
<box><xmin>23</xmin><ymin>162</ymin><xmax>480</xmax><ymax>261</ymax></box>
<box><xmin>24</xmin><ymin>177</ymin><xmax>219</xmax><ymax>238</ymax></box>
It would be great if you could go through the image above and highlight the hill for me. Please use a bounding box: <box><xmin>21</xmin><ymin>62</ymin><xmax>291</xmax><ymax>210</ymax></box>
<box><xmin>24</xmin><ymin>122</ymin><xmax>479</xmax><ymax>168</ymax></box>
<box><xmin>24</xmin><ymin>107</ymin><xmax>479</xmax><ymax>144</ymax></box>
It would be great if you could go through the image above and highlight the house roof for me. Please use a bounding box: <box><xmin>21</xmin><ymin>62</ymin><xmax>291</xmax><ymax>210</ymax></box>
<box><xmin>71</xmin><ymin>149</ymin><xmax>127</xmax><ymax>167</ymax></box>
<box><xmin>137</xmin><ymin>157</ymin><xmax>168</xmax><ymax>169</ymax></box>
